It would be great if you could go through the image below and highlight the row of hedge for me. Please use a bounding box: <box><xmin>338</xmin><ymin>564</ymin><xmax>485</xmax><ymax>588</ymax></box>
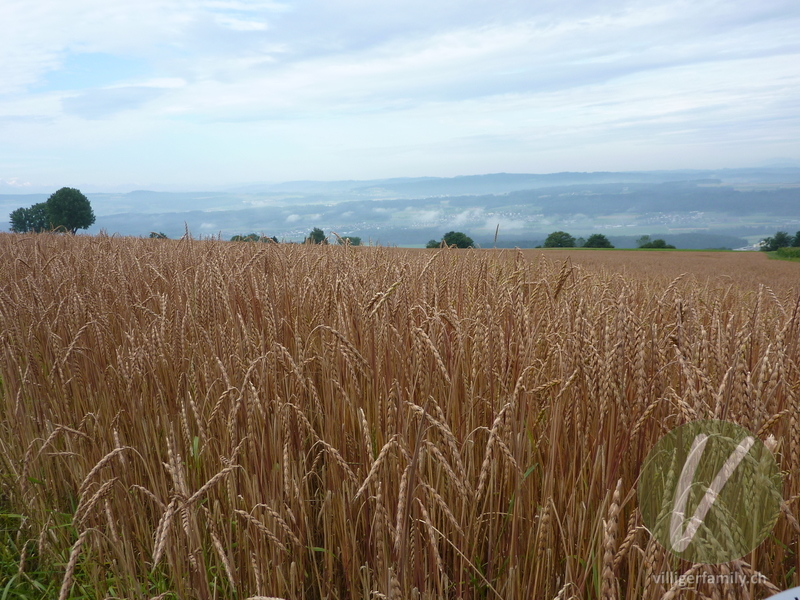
<box><xmin>776</xmin><ymin>247</ymin><xmax>800</xmax><ymax>259</ymax></box>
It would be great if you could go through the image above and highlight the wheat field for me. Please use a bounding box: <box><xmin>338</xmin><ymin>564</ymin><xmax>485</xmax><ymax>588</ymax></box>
<box><xmin>0</xmin><ymin>233</ymin><xmax>798</xmax><ymax>599</ymax></box>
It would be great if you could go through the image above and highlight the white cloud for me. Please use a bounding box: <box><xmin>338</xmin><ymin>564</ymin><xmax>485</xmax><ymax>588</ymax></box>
<box><xmin>62</xmin><ymin>86</ymin><xmax>165</xmax><ymax>119</ymax></box>
<box><xmin>215</xmin><ymin>16</ymin><xmax>269</xmax><ymax>31</ymax></box>
<box><xmin>401</xmin><ymin>209</ymin><xmax>441</xmax><ymax>224</ymax></box>
<box><xmin>132</xmin><ymin>78</ymin><xmax>187</xmax><ymax>89</ymax></box>
<box><xmin>451</xmin><ymin>208</ymin><xmax>484</xmax><ymax>227</ymax></box>
<box><xmin>488</xmin><ymin>218</ymin><xmax>527</xmax><ymax>232</ymax></box>
<box><xmin>0</xmin><ymin>178</ymin><xmax>32</xmax><ymax>188</ymax></box>
<box><xmin>201</xmin><ymin>0</ymin><xmax>289</xmax><ymax>11</ymax></box>
<box><xmin>0</xmin><ymin>0</ymin><xmax>799</xmax><ymax>185</ymax></box>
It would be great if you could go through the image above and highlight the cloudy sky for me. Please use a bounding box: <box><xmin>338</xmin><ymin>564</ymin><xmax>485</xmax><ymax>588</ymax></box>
<box><xmin>1</xmin><ymin>0</ymin><xmax>799</xmax><ymax>190</ymax></box>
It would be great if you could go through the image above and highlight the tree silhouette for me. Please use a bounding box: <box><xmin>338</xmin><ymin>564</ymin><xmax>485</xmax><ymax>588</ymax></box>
<box><xmin>544</xmin><ymin>231</ymin><xmax>576</xmax><ymax>248</ymax></box>
<box><xmin>46</xmin><ymin>187</ymin><xmax>95</xmax><ymax>234</ymax></box>
<box><xmin>338</xmin><ymin>236</ymin><xmax>361</xmax><ymax>246</ymax></box>
<box><xmin>583</xmin><ymin>234</ymin><xmax>614</xmax><ymax>248</ymax></box>
<box><xmin>761</xmin><ymin>231</ymin><xmax>792</xmax><ymax>251</ymax></box>
<box><xmin>9</xmin><ymin>202</ymin><xmax>50</xmax><ymax>233</ymax></box>
<box><xmin>442</xmin><ymin>231</ymin><xmax>474</xmax><ymax>248</ymax></box>
<box><xmin>306</xmin><ymin>228</ymin><xmax>327</xmax><ymax>244</ymax></box>
<box><xmin>639</xmin><ymin>238</ymin><xmax>675</xmax><ymax>249</ymax></box>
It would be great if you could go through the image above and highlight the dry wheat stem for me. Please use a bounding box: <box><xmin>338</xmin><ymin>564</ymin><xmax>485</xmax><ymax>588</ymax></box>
<box><xmin>1</xmin><ymin>236</ymin><xmax>799</xmax><ymax>599</ymax></box>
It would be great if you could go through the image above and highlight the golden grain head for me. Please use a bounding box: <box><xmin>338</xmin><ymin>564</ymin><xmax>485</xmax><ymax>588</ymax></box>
<box><xmin>0</xmin><ymin>233</ymin><xmax>797</xmax><ymax>599</ymax></box>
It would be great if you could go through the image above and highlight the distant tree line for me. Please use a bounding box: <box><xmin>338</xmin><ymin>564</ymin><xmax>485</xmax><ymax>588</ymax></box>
<box><xmin>761</xmin><ymin>230</ymin><xmax>800</xmax><ymax>251</ymax></box>
<box><xmin>9</xmin><ymin>187</ymin><xmax>95</xmax><ymax>234</ymax></box>
<box><xmin>426</xmin><ymin>231</ymin><xmax>475</xmax><ymax>248</ymax></box>
<box><xmin>535</xmin><ymin>231</ymin><xmax>616</xmax><ymax>248</ymax></box>
<box><xmin>425</xmin><ymin>230</ymin><xmax>661</xmax><ymax>249</ymax></box>
<box><xmin>635</xmin><ymin>235</ymin><xmax>676</xmax><ymax>249</ymax></box>
<box><xmin>533</xmin><ymin>232</ymin><xmax>681</xmax><ymax>249</ymax></box>
<box><xmin>231</xmin><ymin>233</ymin><xmax>279</xmax><ymax>243</ymax></box>
<box><xmin>337</xmin><ymin>235</ymin><xmax>361</xmax><ymax>246</ymax></box>
<box><xmin>228</xmin><ymin>228</ymin><xmax>362</xmax><ymax>246</ymax></box>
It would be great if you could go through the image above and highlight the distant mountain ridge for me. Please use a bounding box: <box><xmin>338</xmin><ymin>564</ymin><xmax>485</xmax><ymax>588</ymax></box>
<box><xmin>6</xmin><ymin>167</ymin><xmax>800</xmax><ymax>197</ymax></box>
<box><xmin>2</xmin><ymin>168</ymin><xmax>799</xmax><ymax>246</ymax></box>
<box><xmin>228</xmin><ymin>168</ymin><xmax>800</xmax><ymax>197</ymax></box>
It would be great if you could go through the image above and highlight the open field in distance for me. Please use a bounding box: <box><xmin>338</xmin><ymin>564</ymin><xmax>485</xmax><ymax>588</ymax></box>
<box><xmin>517</xmin><ymin>249</ymin><xmax>800</xmax><ymax>294</ymax></box>
<box><xmin>0</xmin><ymin>234</ymin><xmax>799</xmax><ymax>599</ymax></box>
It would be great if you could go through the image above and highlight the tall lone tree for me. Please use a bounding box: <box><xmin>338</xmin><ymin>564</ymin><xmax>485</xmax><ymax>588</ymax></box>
<box><xmin>442</xmin><ymin>231</ymin><xmax>474</xmax><ymax>248</ymax></box>
<box><xmin>46</xmin><ymin>187</ymin><xmax>95</xmax><ymax>234</ymax></box>
<box><xmin>761</xmin><ymin>231</ymin><xmax>793</xmax><ymax>252</ymax></box>
<box><xmin>306</xmin><ymin>227</ymin><xmax>327</xmax><ymax>244</ymax></box>
<box><xmin>543</xmin><ymin>231</ymin><xmax>576</xmax><ymax>248</ymax></box>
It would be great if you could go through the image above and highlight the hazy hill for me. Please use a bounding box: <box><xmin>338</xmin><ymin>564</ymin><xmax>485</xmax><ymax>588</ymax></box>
<box><xmin>3</xmin><ymin>169</ymin><xmax>798</xmax><ymax>247</ymax></box>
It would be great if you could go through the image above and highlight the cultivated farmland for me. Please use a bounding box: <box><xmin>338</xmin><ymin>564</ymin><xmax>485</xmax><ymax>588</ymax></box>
<box><xmin>0</xmin><ymin>234</ymin><xmax>798</xmax><ymax>599</ymax></box>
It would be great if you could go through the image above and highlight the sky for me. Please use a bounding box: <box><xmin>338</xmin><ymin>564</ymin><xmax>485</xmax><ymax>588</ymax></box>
<box><xmin>1</xmin><ymin>0</ymin><xmax>800</xmax><ymax>191</ymax></box>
